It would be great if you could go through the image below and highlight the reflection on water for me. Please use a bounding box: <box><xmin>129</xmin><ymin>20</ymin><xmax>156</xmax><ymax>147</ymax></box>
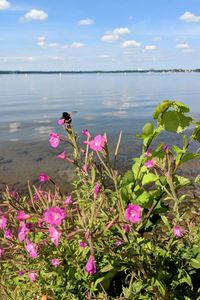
<box><xmin>0</xmin><ymin>73</ymin><xmax>200</xmax><ymax>142</ymax></box>
<box><xmin>8</xmin><ymin>122</ymin><xmax>21</xmax><ymax>133</ymax></box>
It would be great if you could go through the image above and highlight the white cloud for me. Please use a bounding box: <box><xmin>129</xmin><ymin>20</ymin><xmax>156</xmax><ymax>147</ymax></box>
<box><xmin>176</xmin><ymin>43</ymin><xmax>193</xmax><ymax>52</ymax></box>
<box><xmin>113</xmin><ymin>27</ymin><xmax>130</xmax><ymax>35</ymax></box>
<box><xmin>97</xmin><ymin>54</ymin><xmax>110</xmax><ymax>58</ymax></box>
<box><xmin>37</xmin><ymin>37</ymin><xmax>60</xmax><ymax>48</ymax></box>
<box><xmin>176</xmin><ymin>43</ymin><xmax>190</xmax><ymax>49</ymax></box>
<box><xmin>182</xmin><ymin>48</ymin><xmax>194</xmax><ymax>53</ymax></box>
<box><xmin>48</xmin><ymin>43</ymin><xmax>59</xmax><ymax>48</ymax></box>
<box><xmin>62</xmin><ymin>45</ymin><xmax>69</xmax><ymax>49</ymax></box>
<box><xmin>179</xmin><ymin>11</ymin><xmax>200</xmax><ymax>22</ymax></box>
<box><xmin>101</xmin><ymin>27</ymin><xmax>130</xmax><ymax>42</ymax></box>
<box><xmin>51</xmin><ymin>56</ymin><xmax>64</xmax><ymax>61</ymax></box>
<box><xmin>20</xmin><ymin>9</ymin><xmax>48</xmax><ymax>22</ymax></box>
<box><xmin>62</xmin><ymin>43</ymin><xmax>85</xmax><ymax>48</ymax></box>
<box><xmin>25</xmin><ymin>56</ymin><xmax>36</xmax><ymax>61</ymax></box>
<box><xmin>101</xmin><ymin>34</ymin><xmax>119</xmax><ymax>42</ymax></box>
<box><xmin>121</xmin><ymin>40</ymin><xmax>141</xmax><ymax>48</ymax></box>
<box><xmin>71</xmin><ymin>42</ymin><xmax>85</xmax><ymax>48</ymax></box>
<box><xmin>0</xmin><ymin>56</ymin><xmax>36</xmax><ymax>61</ymax></box>
<box><xmin>78</xmin><ymin>18</ymin><xmax>94</xmax><ymax>25</ymax></box>
<box><xmin>145</xmin><ymin>45</ymin><xmax>157</xmax><ymax>51</ymax></box>
<box><xmin>0</xmin><ymin>0</ymin><xmax>10</xmax><ymax>10</ymax></box>
<box><xmin>152</xmin><ymin>36</ymin><xmax>161</xmax><ymax>42</ymax></box>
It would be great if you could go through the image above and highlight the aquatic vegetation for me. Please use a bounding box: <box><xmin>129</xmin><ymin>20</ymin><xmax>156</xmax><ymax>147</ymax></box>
<box><xmin>0</xmin><ymin>100</ymin><xmax>200</xmax><ymax>299</ymax></box>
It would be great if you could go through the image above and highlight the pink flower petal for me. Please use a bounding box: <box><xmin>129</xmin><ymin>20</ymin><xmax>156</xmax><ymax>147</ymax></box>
<box><xmin>49</xmin><ymin>132</ymin><xmax>60</xmax><ymax>148</ymax></box>
<box><xmin>125</xmin><ymin>204</ymin><xmax>141</xmax><ymax>224</ymax></box>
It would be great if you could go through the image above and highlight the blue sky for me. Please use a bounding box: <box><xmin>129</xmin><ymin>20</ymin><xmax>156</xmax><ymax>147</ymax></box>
<box><xmin>0</xmin><ymin>0</ymin><xmax>200</xmax><ymax>70</ymax></box>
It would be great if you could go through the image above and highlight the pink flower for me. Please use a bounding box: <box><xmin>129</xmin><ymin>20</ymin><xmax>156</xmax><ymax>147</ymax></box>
<box><xmin>49</xmin><ymin>132</ymin><xmax>60</xmax><ymax>148</ymax></box>
<box><xmin>109</xmin><ymin>207</ymin><xmax>114</xmax><ymax>212</ymax></box>
<box><xmin>51</xmin><ymin>258</ymin><xmax>61</xmax><ymax>267</ymax></box>
<box><xmin>0</xmin><ymin>216</ymin><xmax>7</xmax><ymax>229</ymax></box>
<box><xmin>57</xmin><ymin>151</ymin><xmax>66</xmax><ymax>159</ymax></box>
<box><xmin>18</xmin><ymin>222</ymin><xmax>29</xmax><ymax>242</ymax></box>
<box><xmin>88</xmin><ymin>135</ymin><xmax>105</xmax><ymax>151</ymax></box>
<box><xmin>163</xmin><ymin>144</ymin><xmax>169</xmax><ymax>152</ymax></box>
<box><xmin>10</xmin><ymin>190</ymin><xmax>18</xmax><ymax>198</ymax></box>
<box><xmin>4</xmin><ymin>229</ymin><xmax>13</xmax><ymax>240</ymax></box>
<box><xmin>0</xmin><ymin>247</ymin><xmax>4</xmax><ymax>257</ymax></box>
<box><xmin>79</xmin><ymin>241</ymin><xmax>87</xmax><ymax>248</ymax></box>
<box><xmin>25</xmin><ymin>239</ymin><xmax>38</xmax><ymax>258</ymax></box>
<box><xmin>82</xmin><ymin>164</ymin><xmax>91</xmax><ymax>174</ymax></box>
<box><xmin>38</xmin><ymin>218</ymin><xmax>44</xmax><ymax>227</ymax></box>
<box><xmin>16</xmin><ymin>210</ymin><xmax>30</xmax><ymax>221</ymax></box>
<box><xmin>17</xmin><ymin>270</ymin><xmax>26</xmax><ymax>276</ymax></box>
<box><xmin>144</xmin><ymin>159</ymin><xmax>154</xmax><ymax>168</ymax></box>
<box><xmin>26</xmin><ymin>222</ymin><xmax>34</xmax><ymax>230</ymax></box>
<box><xmin>64</xmin><ymin>195</ymin><xmax>72</xmax><ymax>206</ymax></box>
<box><xmin>49</xmin><ymin>226</ymin><xmax>61</xmax><ymax>246</ymax></box>
<box><xmin>43</xmin><ymin>207</ymin><xmax>66</xmax><ymax>226</ymax></box>
<box><xmin>114</xmin><ymin>240</ymin><xmax>123</xmax><ymax>247</ymax></box>
<box><xmin>82</xmin><ymin>129</ymin><xmax>91</xmax><ymax>138</ymax></box>
<box><xmin>33</xmin><ymin>193</ymin><xmax>40</xmax><ymax>202</ymax></box>
<box><xmin>57</xmin><ymin>118</ymin><xmax>65</xmax><ymax>125</ymax></box>
<box><xmin>28</xmin><ymin>272</ymin><xmax>36</xmax><ymax>282</ymax></box>
<box><xmin>94</xmin><ymin>183</ymin><xmax>101</xmax><ymax>200</ymax></box>
<box><xmin>173</xmin><ymin>226</ymin><xmax>184</xmax><ymax>238</ymax></box>
<box><xmin>85</xmin><ymin>255</ymin><xmax>96</xmax><ymax>275</ymax></box>
<box><xmin>122</xmin><ymin>224</ymin><xmax>130</xmax><ymax>233</ymax></box>
<box><xmin>125</xmin><ymin>204</ymin><xmax>142</xmax><ymax>224</ymax></box>
<box><xmin>144</xmin><ymin>148</ymin><xmax>152</xmax><ymax>157</ymax></box>
<box><xmin>38</xmin><ymin>172</ymin><xmax>50</xmax><ymax>182</ymax></box>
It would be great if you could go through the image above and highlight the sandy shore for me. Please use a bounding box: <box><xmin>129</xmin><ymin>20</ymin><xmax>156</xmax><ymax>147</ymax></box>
<box><xmin>0</xmin><ymin>138</ymin><xmax>199</xmax><ymax>196</ymax></box>
<box><xmin>0</xmin><ymin>141</ymin><xmax>75</xmax><ymax>194</ymax></box>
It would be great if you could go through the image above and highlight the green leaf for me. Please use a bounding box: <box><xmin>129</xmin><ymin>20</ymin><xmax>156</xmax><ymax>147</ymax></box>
<box><xmin>195</xmin><ymin>175</ymin><xmax>200</xmax><ymax>185</ymax></box>
<box><xmin>193</xmin><ymin>125</ymin><xmax>200</xmax><ymax>143</ymax></box>
<box><xmin>161</xmin><ymin>215</ymin><xmax>171</xmax><ymax>231</ymax></box>
<box><xmin>122</xmin><ymin>170</ymin><xmax>134</xmax><ymax>186</ymax></box>
<box><xmin>100</xmin><ymin>264</ymin><xmax>114</xmax><ymax>273</ymax></box>
<box><xmin>179</xmin><ymin>270</ymin><xmax>193</xmax><ymax>288</ymax></box>
<box><xmin>182</xmin><ymin>153</ymin><xmax>200</xmax><ymax>163</ymax></box>
<box><xmin>173</xmin><ymin>145</ymin><xmax>184</xmax><ymax>155</ymax></box>
<box><xmin>190</xmin><ymin>259</ymin><xmax>200</xmax><ymax>269</ymax></box>
<box><xmin>153</xmin><ymin>100</ymin><xmax>172</xmax><ymax>120</ymax></box>
<box><xmin>142</xmin><ymin>173</ymin><xmax>158</xmax><ymax>185</ymax></box>
<box><xmin>174</xmin><ymin>175</ymin><xmax>191</xmax><ymax>187</ymax></box>
<box><xmin>91</xmin><ymin>167</ymin><xmax>96</xmax><ymax>184</ymax></box>
<box><xmin>136</xmin><ymin>191</ymin><xmax>150</xmax><ymax>207</ymax></box>
<box><xmin>173</xmin><ymin>101</ymin><xmax>190</xmax><ymax>113</ymax></box>
<box><xmin>154</xmin><ymin>279</ymin><xmax>167</xmax><ymax>297</ymax></box>
<box><xmin>161</xmin><ymin>111</ymin><xmax>192</xmax><ymax>133</ymax></box>
<box><xmin>142</xmin><ymin>122</ymin><xmax>154</xmax><ymax>136</ymax></box>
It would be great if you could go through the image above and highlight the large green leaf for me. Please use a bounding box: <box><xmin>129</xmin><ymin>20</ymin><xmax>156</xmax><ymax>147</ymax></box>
<box><xmin>153</xmin><ymin>100</ymin><xmax>172</xmax><ymax>120</ymax></box>
<box><xmin>161</xmin><ymin>111</ymin><xmax>192</xmax><ymax>133</ymax></box>
<box><xmin>142</xmin><ymin>173</ymin><xmax>158</xmax><ymax>185</ymax></box>
<box><xmin>173</xmin><ymin>101</ymin><xmax>190</xmax><ymax>113</ymax></box>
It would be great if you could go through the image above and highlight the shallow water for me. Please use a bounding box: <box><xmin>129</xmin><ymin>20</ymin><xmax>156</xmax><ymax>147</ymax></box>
<box><xmin>0</xmin><ymin>73</ymin><xmax>200</xmax><ymax>142</ymax></box>
<box><xmin>0</xmin><ymin>73</ymin><xmax>200</xmax><ymax>191</ymax></box>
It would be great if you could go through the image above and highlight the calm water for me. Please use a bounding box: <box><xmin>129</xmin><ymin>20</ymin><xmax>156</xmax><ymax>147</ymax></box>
<box><xmin>0</xmin><ymin>73</ymin><xmax>200</xmax><ymax>142</ymax></box>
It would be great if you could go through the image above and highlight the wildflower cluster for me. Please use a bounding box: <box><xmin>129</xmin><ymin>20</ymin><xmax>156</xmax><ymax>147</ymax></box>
<box><xmin>0</xmin><ymin>100</ymin><xmax>200</xmax><ymax>300</ymax></box>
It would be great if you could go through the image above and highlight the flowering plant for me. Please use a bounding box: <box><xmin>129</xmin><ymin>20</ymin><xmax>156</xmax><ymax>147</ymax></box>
<box><xmin>0</xmin><ymin>100</ymin><xmax>200</xmax><ymax>299</ymax></box>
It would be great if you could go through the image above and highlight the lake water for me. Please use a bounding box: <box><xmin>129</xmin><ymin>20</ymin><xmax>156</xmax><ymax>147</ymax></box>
<box><xmin>0</xmin><ymin>72</ymin><xmax>200</xmax><ymax>142</ymax></box>
<box><xmin>0</xmin><ymin>72</ymin><xmax>200</xmax><ymax>191</ymax></box>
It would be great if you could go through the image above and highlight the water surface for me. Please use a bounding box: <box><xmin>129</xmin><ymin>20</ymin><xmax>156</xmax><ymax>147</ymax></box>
<box><xmin>0</xmin><ymin>73</ymin><xmax>200</xmax><ymax>191</ymax></box>
<box><xmin>0</xmin><ymin>73</ymin><xmax>200</xmax><ymax>142</ymax></box>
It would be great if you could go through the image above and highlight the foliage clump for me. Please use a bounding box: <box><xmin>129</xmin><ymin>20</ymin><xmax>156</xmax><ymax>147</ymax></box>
<box><xmin>0</xmin><ymin>100</ymin><xmax>200</xmax><ymax>300</ymax></box>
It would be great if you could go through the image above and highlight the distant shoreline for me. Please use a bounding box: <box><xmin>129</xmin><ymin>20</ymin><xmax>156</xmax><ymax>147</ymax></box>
<box><xmin>0</xmin><ymin>69</ymin><xmax>200</xmax><ymax>74</ymax></box>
